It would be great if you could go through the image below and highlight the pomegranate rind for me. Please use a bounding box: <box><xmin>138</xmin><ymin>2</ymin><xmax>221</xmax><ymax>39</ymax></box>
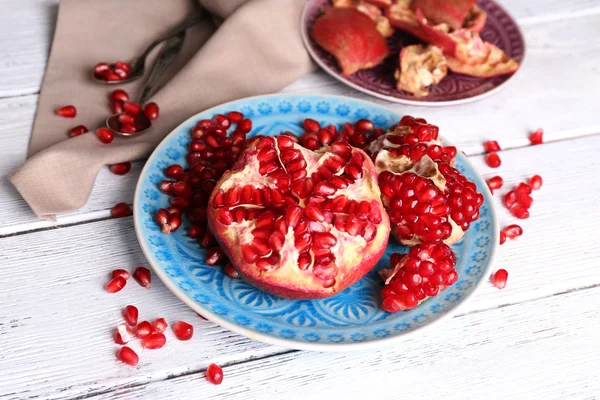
<box><xmin>208</xmin><ymin>138</ymin><xmax>390</xmax><ymax>300</ymax></box>
<box><xmin>411</xmin><ymin>0</ymin><xmax>476</xmax><ymax>30</ymax></box>
<box><xmin>395</xmin><ymin>44</ymin><xmax>448</xmax><ymax>97</ymax></box>
<box><xmin>311</xmin><ymin>7</ymin><xmax>390</xmax><ymax>76</ymax></box>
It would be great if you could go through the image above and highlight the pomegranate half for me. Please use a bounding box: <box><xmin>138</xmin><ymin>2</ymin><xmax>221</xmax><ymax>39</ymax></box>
<box><xmin>207</xmin><ymin>136</ymin><xmax>390</xmax><ymax>299</ymax></box>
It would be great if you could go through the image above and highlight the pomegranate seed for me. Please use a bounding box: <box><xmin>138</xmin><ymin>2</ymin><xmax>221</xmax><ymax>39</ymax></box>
<box><xmin>96</xmin><ymin>127</ymin><xmax>114</xmax><ymax>144</ymax></box>
<box><xmin>165</xmin><ymin>164</ymin><xmax>184</xmax><ymax>179</ymax></box>
<box><xmin>529</xmin><ymin>175</ymin><xmax>543</xmax><ymax>190</ymax></box>
<box><xmin>206</xmin><ymin>363</ymin><xmax>223</xmax><ymax>385</ymax></box>
<box><xmin>188</xmin><ymin>225</ymin><xmax>202</xmax><ymax>238</ymax></box>
<box><xmin>123</xmin><ymin>102</ymin><xmax>142</xmax><ymax>115</ymax></box>
<box><xmin>151</xmin><ymin>318</ymin><xmax>168</xmax><ymax>334</ymax></box>
<box><xmin>510</xmin><ymin>205</ymin><xmax>530</xmax><ymax>219</ymax></box>
<box><xmin>122</xmin><ymin>305</ymin><xmax>139</xmax><ymax>326</ymax></box>
<box><xmin>94</xmin><ymin>62</ymin><xmax>110</xmax><ymax>75</ymax></box>
<box><xmin>110</xmin><ymin>162</ymin><xmax>132</xmax><ymax>175</ymax></box>
<box><xmin>486</xmin><ymin>176</ymin><xmax>503</xmax><ymax>192</ymax></box>
<box><xmin>112</xmin><ymin>269</ymin><xmax>130</xmax><ymax>280</ymax></box>
<box><xmin>68</xmin><ymin>125</ymin><xmax>88</xmax><ymax>138</ymax></box>
<box><xmin>172</xmin><ymin>321</ymin><xmax>194</xmax><ymax>340</ymax></box>
<box><xmin>303</xmin><ymin>118</ymin><xmax>320</xmax><ymax>132</ymax></box>
<box><xmin>133</xmin><ymin>267</ymin><xmax>151</xmax><ymax>289</ymax></box>
<box><xmin>118</xmin><ymin>113</ymin><xmax>135</xmax><ymax>124</ymax></box>
<box><xmin>105</xmin><ymin>276</ymin><xmax>126</xmax><ymax>293</ymax></box>
<box><xmin>354</xmin><ymin>118</ymin><xmax>374</xmax><ymax>132</ymax></box>
<box><xmin>144</xmin><ymin>102</ymin><xmax>160</xmax><ymax>120</ymax></box>
<box><xmin>483</xmin><ymin>140</ymin><xmax>501</xmax><ymax>153</ymax></box>
<box><xmin>117</xmin><ymin>346</ymin><xmax>139</xmax><ymax>366</ymax></box>
<box><xmin>206</xmin><ymin>247</ymin><xmax>226</xmax><ymax>265</ymax></box>
<box><xmin>504</xmin><ymin>224</ymin><xmax>523</xmax><ymax>239</ymax></box>
<box><xmin>111</xmin><ymin>89</ymin><xmax>129</xmax><ymax>103</ymax></box>
<box><xmin>111</xmin><ymin>202</ymin><xmax>132</xmax><ymax>218</ymax></box>
<box><xmin>529</xmin><ymin>129</ymin><xmax>543</xmax><ymax>145</ymax></box>
<box><xmin>213</xmin><ymin>114</ymin><xmax>230</xmax><ymax>128</ymax></box>
<box><xmin>112</xmin><ymin>100</ymin><xmax>124</xmax><ymax>114</ymax></box>
<box><xmin>134</xmin><ymin>321</ymin><xmax>152</xmax><ymax>338</ymax></box>
<box><xmin>114</xmin><ymin>61</ymin><xmax>131</xmax><ymax>73</ymax></box>
<box><xmin>225</xmin><ymin>263</ymin><xmax>239</xmax><ymax>278</ymax></box>
<box><xmin>226</xmin><ymin>111</ymin><xmax>243</xmax><ymax>123</ymax></box>
<box><xmin>142</xmin><ymin>333</ymin><xmax>166</xmax><ymax>349</ymax></box>
<box><xmin>504</xmin><ymin>191</ymin><xmax>517</xmax><ymax>209</ymax></box>
<box><xmin>484</xmin><ymin>152</ymin><xmax>501</xmax><ymax>168</ymax></box>
<box><xmin>115</xmin><ymin>323</ymin><xmax>134</xmax><ymax>344</ymax></box>
<box><xmin>492</xmin><ymin>269</ymin><xmax>508</xmax><ymax>289</ymax></box>
<box><xmin>120</xmin><ymin>123</ymin><xmax>137</xmax><ymax>134</ymax></box>
<box><xmin>56</xmin><ymin>105</ymin><xmax>76</xmax><ymax>118</ymax></box>
<box><xmin>238</xmin><ymin>118</ymin><xmax>253</xmax><ymax>134</ymax></box>
<box><xmin>499</xmin><ymin>231</ymin><xmax>506</xmax><ymax>245</ymax></box>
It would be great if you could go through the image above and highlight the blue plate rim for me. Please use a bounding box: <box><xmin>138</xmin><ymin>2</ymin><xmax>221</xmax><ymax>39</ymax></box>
<box><xmin>133</xmin><ymin>93</ymin><xmax>499</xmax><ymax>351</ymax></box>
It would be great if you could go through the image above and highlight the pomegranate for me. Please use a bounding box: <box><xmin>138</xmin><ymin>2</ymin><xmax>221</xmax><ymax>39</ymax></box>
<box><xmin>379</xmin><ymin>241</ymin><xmax>457</xmax><ymax>312</ymax></box>
<box><xmin>311</xmin><ymin>7</ymin><xmax>389</xmax><ymax>75</ymax></box>
<box><xmin>117</xmin><ymin>346</ymin><xmax>139</xmax><ymax>366</ymax></box>
<box><xmin>56</xmin><ymin>105</ymin><xmax>76</xmax><ymax>118</ymax></box>
<box><xmin>411</xmin><ymin>0</ymin><xmax>475</xmax><ymax>30</ymax></box>
<box><xmin>206</xmin><ymin>363</ymin><xmax>223</xmax><ymax>385</ymax></box>
<box><xmin>366</xmin><ymin>116</ymin><xmax>481</xmax><ymax>245</ymax></box>
<box><xmin>207</xmin><ymin>136</ymin><xmax>390</xmax><ymax>299</ymax></box>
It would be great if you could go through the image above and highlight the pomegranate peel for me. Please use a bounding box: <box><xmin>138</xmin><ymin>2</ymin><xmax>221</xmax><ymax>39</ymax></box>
<box><xmin>411</xmin><ymin>0</ymin><xmax>476</xmax><ymax>30</ymax></box>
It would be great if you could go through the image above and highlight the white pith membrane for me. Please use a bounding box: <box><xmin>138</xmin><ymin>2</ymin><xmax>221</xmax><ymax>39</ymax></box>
<box><xmin>209</xmin><ymin>137</ymin><xmax>390</xmax><ymax>297</ymax></box>
<box><xmin>395</xmin><ymin>44</ymin><xmax>448</xmax><ymax>97</ymax></box>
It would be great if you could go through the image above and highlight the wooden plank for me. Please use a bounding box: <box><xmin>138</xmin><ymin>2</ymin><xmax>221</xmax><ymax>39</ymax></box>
<box><xmin>1</xmin><ymin>136</ymin><xmax>600</xmax><ymax>399</ymax></box>
<box><xmin>95</xmin><ymin>286</ymin><xmax>600</xmax><ymax>400</ymax></box>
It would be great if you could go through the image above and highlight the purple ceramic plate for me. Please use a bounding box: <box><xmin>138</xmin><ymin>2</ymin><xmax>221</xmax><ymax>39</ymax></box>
<box><xmin>301</xmin><ymin>0</ymin><xmax>525</xmax><ymax>106</ymax></box>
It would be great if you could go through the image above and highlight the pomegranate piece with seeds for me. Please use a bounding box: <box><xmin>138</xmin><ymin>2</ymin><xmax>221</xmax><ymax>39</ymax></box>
<box><xmin>110</xmin><ymin>162</ymin><xmax>132</xmax><ymax>175</ymax></box>
<box><xmin>123</xmin><ymin>305</ymin><xmax>138</xmax><ymax>326</ymax></box>
<box><xmin>117</xmin><ymin>346</ymin><xmax>139</xmax><ymax>366</ymax></box>
<box><xmin>111</xmin><ymin>202</ymin><xmax>132</xmax><ymax>218</ymax></box>
<box><xmin>206</xmin><ymin>363</ymin><xmax>224</xmax><ymax>385</ymax></box>
<box><xmin>207</xmin><ymin>135</ymin><xmax>390</xmax><ymax>299</ymax></box>
<box><xmin>529</xmin><ymin>129</ymin><xmax>544</xmax><ymax>145</ymax></box>
<box><xmin>379</xmin><ymin>241</ymin><xmax>457</xmax><ymax>312</ymax></box>
<box><xmin>142</xmin><ymin>333</ymin><xmax>166</xmax><ymax>349</ymax></box>
<box><xmin>484</xmin><ymin>152</ymin><xmax>501</xmax><ymax>168</ymax></box>
<box><xmin>133</xmin><ymin>267</ymin><xmax>151</xmax><ymax>289</ymax></box>
<box><xmin>56</xmin><ymin>105</ymin><xmax>76</xmax><ymax>118</ymax></box>
<box><xmin>492</xmin><ymin>269</ymin><xmax>508</xmax><ymax>289</ymax></box>
<box><xmin>173</xmin><ymin>321</ymin><xmax>194</xmax><ymax>340</ymax></box>
<box><xmin>105</xmin><ymin>276</ymin><xmax>126</xmax><ymax>293</ymax></box>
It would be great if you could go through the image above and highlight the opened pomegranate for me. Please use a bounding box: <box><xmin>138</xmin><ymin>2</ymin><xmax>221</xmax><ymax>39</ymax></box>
<box><xmin>207</xmin><ymin>136</ymin><xmax>390</xmax><ymax>299</ymax></box>
<box><xmin>380</xmin><ymin>241</ymin><xmax>457</xmax><ymax>312</ymax></box>
<box><xmin>366</xmin><ymin>116</ymin><xmax>482</xmax><ymax>245</ymax></box>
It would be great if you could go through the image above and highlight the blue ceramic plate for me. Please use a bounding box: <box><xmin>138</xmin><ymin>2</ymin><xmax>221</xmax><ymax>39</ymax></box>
<box><xmin>134</xmin><ymin>94</ymin><xmax>499</xmax><ymax>351</ymax></box>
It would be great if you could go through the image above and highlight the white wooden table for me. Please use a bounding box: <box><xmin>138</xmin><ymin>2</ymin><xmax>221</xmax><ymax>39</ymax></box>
<box><xmin>1</xmin><ymin>1</ymin><xmax>600</xmax><ymax>399</ymax></box>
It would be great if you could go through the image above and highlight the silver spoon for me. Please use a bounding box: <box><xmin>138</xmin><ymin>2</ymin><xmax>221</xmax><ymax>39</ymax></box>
<box><xmin>107</xmin><ymin>30</ymin><xmax>187</xmax><ymax>136</ymax></box>
<box><xmin>92</xmin><ymin>13</ymin><xmax>204</xmax><ymax>84</ymax></box>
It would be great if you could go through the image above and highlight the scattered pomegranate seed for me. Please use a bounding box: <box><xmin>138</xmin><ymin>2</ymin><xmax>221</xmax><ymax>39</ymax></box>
<box><xmin>224</xmin><ymin>263</ymin><xmax>239</xmax><ymax>279</ymax></box>
<box><xmin>112</xmin><ymin>269</ymin><xmax>130</xmax><ymax>280</ymax></box>
<box><xmin>133</xmin><ymin>267</ymin><xmax>151</xmax><ymax>289</ymax></box>
<box><xmin>115</xmin><ymin>323</ymin><xmax>134</xmax><ymax>344</ymax></box>
<box><xmin>504</xmin><ymin>224</ymin><xmax>523</xmax><ymax>239</ymax></box>
<box><xmin>499</xmin><ymin>231</ymin><xmax>506</xmax><ymax>245</ymax></box>
<box><xmin>96</xmin><ymin>127</ymin><xmax>114</xmax><ymax>144</ymax></box>
<box><xmin>529</xmin><ymin>175</ymin><xmax>543</xmax><ymax>190</ymax></box>
<box><xmin>303</xmin><ymin>118</ymin><xmax>320</xmax><ymax>132</ymax></box>
<box><xmin>173</xmin><ymin>321</ymin><xmax>194</xmax><ymax>340</ymax></box>
<box><xmin>105</xmin><ymin>276</ymin><xmax>127</xmax><ymax>293</ymax></box>
<box><xmin>529</xmin><ymin>129</ymin><xmax>543</xmax><ymax>145</ymax></box>
<box><xmin>123</xmin><ymin>305</ymin><xmax>139</xmax><ymax>326</ymax></box>
<box><xmin>117</xmin><ymin>346</ymin><xmax>139</xmax><ymax>366</ymax></box>
<box><xmin>510</xmin><ymin>205</ymin><xmax>530</xmax><ymax>219</ymax></box>
<box><xmin>111</xmin><ymin>202</ymin><xmax>132</xmax><ymax>218</ymax></box>
<box><xmin>142</xmin><ymin>333</ymin><xmax>166</xmax><ymax>349</ymax></box>
<box><xmin>111</xmin><ymin>89</ymin><xmax>129</xmax><ymax>103</ymax></box>
<box><xmin>484</xmin><ymin>152</ymin><xmax>501</xmax><ymax>168</ymax></box>
<box><xmin>124</xmin><ymin>102</ymin><xmax>142</xmax><ymax>115</ymax></box>
<box><xmin>69</xmin><ymin>125</ymin><xmax>88</xmax><ymax>138</ymax></box>
<box><xmin>226</xmin><ymin>111</ymin><xmax>243</xmax><ymax>123</ymax></box>
<box><xmin>165</xmin><ymin>164</ymin><xmax>184</xmax><ymax>179</ymax></box>
<box><xmin>206</xmin><ymin>363</ymin><xmax>223</xmax><ymax>385</ymax></box>
<box><xmin>151</xmin><ymin>318</ymin><xmax>168</xmax><ymax>334</ymax></box>
<box><xmin>144</xmin><ymin>102</ymin><xmax>160</xmax><ymax>120</ymax></box>
<box><xmin>56</xmin><ymin>105</ymin><xmax>76</xmax><ymax>118</ymax></box>
<box><xmin>110</xmin><ymin>162</ymin><xmax>132</xmax><ymax>175</ymax></box>
<box><xmin>112</xmin><ymin>100</ymin><xmax>125</xmax><ymax>114</ymax></box>
<box><xmin>492</xmin><ymin>269</ymin><xmax>508</xmax><ymax>289</ymax></box>
<box><xmin>134</xmin><ymin>321</ymin><xmax>152</xmax><ymax>338</ymax></box>
<box><xmin>503</xmin><ymin>191</ymin><xmax>516</xmax><ymax>209</ymax></box>
<box><xmin>486</xmin><ymin>176</ymin><xmax>503</xmax><ymax>193</ymax></box>
<box><xmin>483</xmin><ymin>140</ymin><xmax>501</xmax><ymax>153</ymax></box>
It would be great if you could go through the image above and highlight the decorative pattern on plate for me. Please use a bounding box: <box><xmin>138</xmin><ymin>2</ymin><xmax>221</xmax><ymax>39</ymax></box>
<box><xmin>301</xmin><ymin>0</ymin><xmax>525</xmax><ymax>105</ymax></box>
<box><xmin>134</xmin><ymin>94</ymin><xmax>498</xmax><ymax>351</ymax></box>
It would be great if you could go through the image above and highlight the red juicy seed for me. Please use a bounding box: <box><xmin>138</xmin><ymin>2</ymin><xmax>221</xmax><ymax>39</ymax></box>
<box><xmin>485</xmin><ymin>152</ymin><xmax>501</xmax><ymax>168</ymax></box>
<box><xmin>226</xmin><ymin>111</ymin><xmax>244</xmax><ymax>123</ymax></box>
<box><xmin>112</xmin><ymin>100</ymin><xmax>125</xmax><ymax>114</ymax></box>
<box><xmin>94</xmin><ymin>62</ymin><xmax>110</xmax><ymax>75</ymax></box>
<box><xmin>492</xmin><ymin>269</ymin><xmax>508</xmax><ymax>289</ymax></box>
<box><xmin>499</xmin><ymin>231</ymin><xmax>506</xmax><ymax>245</ymax></box>
<box><xmin>504</xmin><ymin>191</ymin><xmax>517</xmax><ymax>209</ymax></box>
<box><xmin>123</xmin><ymin>305</ymin><xmax>138</xmax><ymax>326</ymax></box>
<box><xmin>142</xmin><ymin>333</ymin><xmax>166</xmax><ymax>349</ymax></box>
<box><xmin>354</xmin><ymin>118</ymin><xmax>374</xmax><ymax>132</ymax></box>
<box><xmin>165</xmin><ymin>164</ymin><xmax>184</xmax><ymax>179</ymax></box>
<box><xmin>110</xmin><ymin>202</ymin><xmax>132</xmax><ymax>218</ymax></box>
<box><xmin>483</xmin><ymin>140</ymin><xmax>501</xmax><ymax>153</ymax></box>
<box><xmin>68</xmin><ymin>125</ymin><xmax>88</xmax><ymax>138</ymax></box>
<box><xmin>114</xmin><ymin>61</ymin><xmax>131</xmax><ymax>73</ymax></box>
<box><xmin>188</xmin><ymin>225</ymin><xmax>202</xmax><ymax>239</ymax></box>
<box><xmin>238</xmin><ymin>118</ymin><xmax>253</xmax><ymax>133</ymax></box>
<box><xmin>133</xmin><ymin>267</ymin><xmax>151</xmax><ymax>289</ymax></box>
<box><xmin>173</xmin><ymin>321</ymin><xmax>194</xmax><ymax>340</ymax></box>
<box><xmin>486</xmin><ymin>176</ymin><xmax>503</xmax><ymax>193</ymax></box>
<box><xmin>110</xmin><ymin>162</ymin><xmax>132</xmax><ymax>175</ymax></box>
<box><xmin>224</xmin><ymin>262</ymin><xmax>240</xmax><ymax>278</ymax></box>
<box><xmin>56</xmin><ymin>105</ymin><xmax>76</xmax><ymax>118</ymax></box>
<box><xmin>529</xmin><ymin>129</ymin><xmax>543</xmax><ymax>145</ymax></box>
<box><xmin>96</xmin><ymin>128</ymin><xmax>114</xmax><ymax>144</ymax></box>
<box><xmin>118</xmin><ymin>113</ymin><xmax>135</xmax><ymax>124</ymax></box>
<box><xmin>134</xmin><ymin>321</ymin><xmax>152</xmax><ymax>338</ymax></box>
<box><xmin>206</xmin><ymin>247</ymin><xmax>226</xmax><ymax>265</ymax></box>
<box><xmin>504</xmin><ymin>224</ymin><xmax>523</xmax><ymax>239</ymax></box>
<box><xmin>123</xmin><ymin>102</ymin><xmax>142</xmax><ymax>115</ymax></box>
<box><xmin>117</xmin><ymin>346</ymin><xmax>139</xmax><ymax>366</ymax></box>
<box><xmin>510</xmin><ymin>205</ymin><xmax>530</xmax><ymax>219</ymax></box>
<box><xmin>111</xmin><ymin>89</ymin><xmax>129</xmax><ymax>103</ymax></box>
<box><xmin>112</xmin><ymin>269</ymin><xmax>130</xmax><ymax>280</ymax></box>
<box><xmin>529</xmin><ymin>175</ymin><xmax>543</xmax><ymax>190</ymax></box>
<box><xmin>213</xmin><ymin>114</ymin><xmax>230</xmax><ymax>129</ymax></box>
<box><xmin>206</xmin><ymin>363</ymin><xmax>224</xmax><ymax>385</ymax></box>
<box><xmin>151</xmin><ymin>318</ymin><xmax>168</xmax><ymax>334</ymax></box>
<box><xmin>120</xmin><ymin>123</ymin><xmax>137</xmax><ymax>134</ymax></box>
<box><xmin>105</xmin><ymin>276</ymin><xmax>127</xmax><ymax>293</ymax></box>
<box><xmin>303</xmin><ymin>118</ymin><xmax>320</xmax><ymax>132</ymax></box>
<box><xmin>143</xmin><ymin>102</ymin><xmax>160</xmax><ymax>120</ymax></box>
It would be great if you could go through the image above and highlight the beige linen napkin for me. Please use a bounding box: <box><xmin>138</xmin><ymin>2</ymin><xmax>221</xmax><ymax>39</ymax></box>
<box><xmin>11</xmin><ymin>0</ymin><xmax>313</xmax><ymax>219</ymax></box>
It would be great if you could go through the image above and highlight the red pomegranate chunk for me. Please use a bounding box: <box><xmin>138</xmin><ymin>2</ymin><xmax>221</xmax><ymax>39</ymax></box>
<box><xmin>133</xmin><ymin>267</ymin><xmax>152</xmax><ymax>289</ymax></box>
<box><xmin>172</xmin><ymin>321</ymin><xmax>194</xmax><ymax>340</ymax></box>
<box><xmin>110</xmin><ymin>162</ymin><xmax>132</xmax><ymax>175</ymax></box>
<box><xmin>529</xmin><ymin>129</ymin><xmax>543</xmax><ymax>145</ymax></box>
<box><xmin>111</xmin><ymin>202</ymin><xmax>132</xmax><ymax>218</ymax></box>
<box><xmin>484</xmin><ymin>152</ymin><xmax>501</xmax><ymax>168</ymax></box>
<box><xmin>56</xmin><ymin>105</ymin><xmax>77</xmax><ymax>118</ymax></box>
<box><xmin>492</xmin><ymin>269</ymin><xmax>508</xmax><ymax>289</ymax></box>
<box><xmin>483</xmin><ymin>140</ymin><xmax>501</xmax><ymax>153</ymax></box>
<box><xmin>206</xmin><ymin>363</ymin><xmax>224</xmax><ymax>385</ymax></box>
<box><xmin>380</xmin><ymin>241</ymin><xmax>457</xmax><ymax>312</ymax></box>
<box><xmin>117</xmin><ymin>346</ymin><xmax>139</xmax><ymax>366</ymax></box>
